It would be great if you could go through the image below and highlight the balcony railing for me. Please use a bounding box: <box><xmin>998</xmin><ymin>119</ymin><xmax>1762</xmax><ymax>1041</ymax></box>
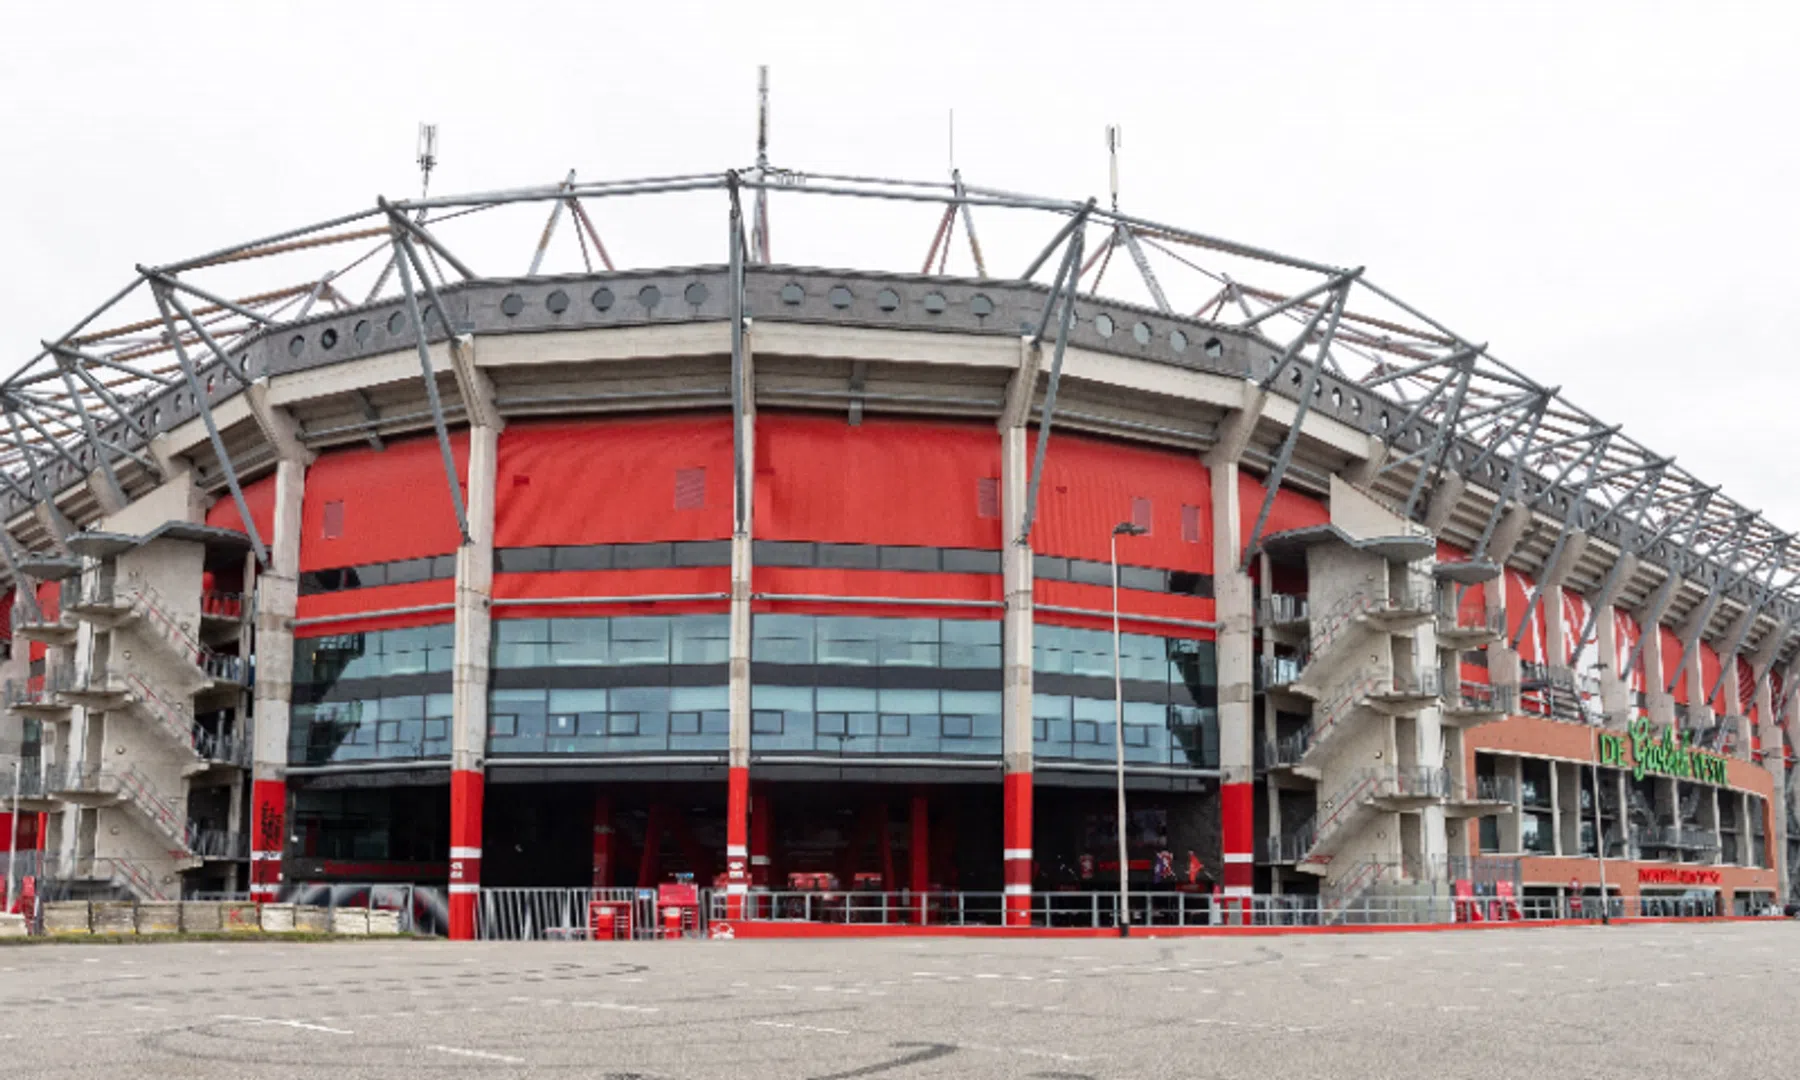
<box><xmin>1373</xmin><ymin>766</ymin><xmax>1450</xmax><ymax>801</ymax></box>
<box><xmin>1258</xmin><ymin>593</ymin><xmax>1310</xmax><ymax>628</ymax></box>
<box><xmin>1445</xmin><ymin>680</ymin><xmax>1515</xmax><ymax>714</ymax></box>
<box><xmin>3</xmin><ymin>668</ymin><xmax>74</xmax><ymax>708</ymax></box>
<box><xmin>1451</xmin><ymin>773</ymin><xmax>1516</xmax><ymax>804</ymax></box>
<box><xmin>1435</xmin><ymin>602</ymin><xmax>1503</xmax><ymax>638</ymax></box>
<box><xmin>199</xmin><ymin>590</ymin><xmax>246</xmax><ymax>621</ymax></box>
<box><xmin>1257</xmin><ymin>653</ymin><xmax>1307</xmax><ymax>691</ymax></box>
<box><xmin>187</xmin><ymin>828</ymin><xmax>249</xmax><ymax>860</ymax></box>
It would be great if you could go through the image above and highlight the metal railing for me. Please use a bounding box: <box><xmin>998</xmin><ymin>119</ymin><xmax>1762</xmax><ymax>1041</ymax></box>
<box><xmin>187</xmin><ymin>828</ymin><xmax>249</xmax><ymax>861</ymax></box>
<box><xmin>1374</xmin><ymin>765</ymin><xmax>1450</xmax><ymax>800</ymax></box>
<box><xmin>1258</xmin><ymin>593</ymin><xmax>1310</xmax><ymax>627</ymax></box>
<box><xmin>199</xmin><ymin>590</ymin><xmax>246</xmax><ymax>621</ymax></box>
<box><xmin>1445</xmin><ymin>680</ymin><xmax>1515</xmax><ymax>715</ymax></box>
<box><xmin>51</xmin><ymin>764</ymin><xmax>193</xmax><ymax>857</ymax></box>
<box><xmin>1381</xmin><ymin>587</ymin><xmax>1437</xmax><ymax>618</ymax></box>
<box><xmin>3</xmin><ymin>668</ymin><xmax>74</xmax><ymax>708</ymax></box>
<box><xmin>0</xmin><ymin>764</ymin><xmax>47</xmax><ymax>802</ymax></box>
<box><xmin>1293</xmin><ymin>669</ymin><xmax>1386</xmax><ymax>766</ymax></box>
<box><xmin>1375</xmin><ymin>669</ymin><xmax>1441</xmax><ymax>699</ymax></box>
<box><xmin>1278</xmin><ymin>769</ymin><xmax>1381</xmax><ymax>863</ymax></box>
<box><xmin>193</xmin><ymin>728</ymin><xmax>252</xmax><ymax>767</ymax></box>
<box><xmin>1450</xmin><ymin>773</ymin><xmax>1516</xmax><ymax>804</ymax></box>
<box><xmin>1257</xmin><ymin>653</ymin><xmax>1307</xmax><ymax>690</ymax></box>
<box><xmin>1436</xmin><ymin>602</ymin><xmax>1503</xmax><ymax>637</ymax></box>
<box><xmin>1306</xmin><ymin>591</ymin><xmax>1381</xmax><ymax>661</ymax></box>
<box><xmin>28</xmin><ymin>854</ymin><xmax>171</xmax><ymax>902</ymax></box>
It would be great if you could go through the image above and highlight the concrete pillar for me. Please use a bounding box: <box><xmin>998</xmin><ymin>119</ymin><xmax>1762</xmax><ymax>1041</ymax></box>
<box><xmin>1208</xmin><ymin>458</ymin><xmax>1255</xmax><ymax>905</ymax></box>
<box><xmin>249</xmin><ymin>457</ymin><xmax>305</xmax><ymax>902</ymax></box>
<box><xmin>1595</xmin><ymin>601</ymin><xmax>1629</xmax><ymax>722</ymax></box>
<box><xmin>1000</xmin><ymin>423</ymin><xmax>1034</xmax><ymax>926</ymax></box>
<box><xmin>725</xmin><ymin>332</ymin><xmax>757</xmax><ymax>916</ymax></box>
<box><xmin>448</xmin><ymin>423</ymin><xmax>498</xmax><ymax>939</ymax></box>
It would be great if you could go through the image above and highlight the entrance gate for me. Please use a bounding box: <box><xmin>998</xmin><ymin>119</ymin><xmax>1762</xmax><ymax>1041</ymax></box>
<box><xmin>477</xmin><ymin>888</ymin><xmax>702</xmax><ymax>941</ymax></box>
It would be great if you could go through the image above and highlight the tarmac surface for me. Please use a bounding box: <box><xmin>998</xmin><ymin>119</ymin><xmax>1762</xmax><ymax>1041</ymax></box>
<box><xmin>0</xmin><ymin>922</ymin><xmax>1792</xmax><ymax>1079</ymax></box>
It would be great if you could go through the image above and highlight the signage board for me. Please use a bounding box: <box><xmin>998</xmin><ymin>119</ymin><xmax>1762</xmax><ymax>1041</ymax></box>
<box><xmin>1596</xmin><ymin>718</ymin><xmax>1730</xmax><ymax>786</ymax></box>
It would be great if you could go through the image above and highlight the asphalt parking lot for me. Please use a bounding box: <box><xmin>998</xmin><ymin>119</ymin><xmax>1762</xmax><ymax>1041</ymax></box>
<box><xmin>0</xmin><ymin>923</ymin><xmax>1791</xmax><ymax>1079</ymax></box>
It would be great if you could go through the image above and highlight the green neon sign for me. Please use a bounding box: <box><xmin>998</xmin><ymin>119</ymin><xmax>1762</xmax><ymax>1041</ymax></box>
<box><xmin>1596</xmin><ymin>717</ymin><xmax>1730</xmax><ymax>785</ymax></box>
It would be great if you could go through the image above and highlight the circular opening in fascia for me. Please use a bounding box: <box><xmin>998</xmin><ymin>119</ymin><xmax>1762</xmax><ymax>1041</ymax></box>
<box><xmin>684</xmin><ymin>282</ymin><xmax>709</xmax><ymax>306</ymax></box>
<box><xmin>923</xmin><ymin>292</ymin><xmax>947</xmax><ymax>314</ymax></box>
<box><xmin>1169</xmin><ymin>329</ymin><xmax>1188</xmax><ymax>353</ymax></box>
<box><xmin>592</xmin><ymin>287</ymin><xmax>615</xmax><ymax>312</ymax></box>
<box><xmin>1094</xmin><ymin>313</ymin><xmax>1114</xmax><ymax>338</ymax></box>
<box><xmin>875</xmin><ymin>288</ymin><xmax>901</xmax><ymax>312</ymax></box>
<box><xmin>828</xmin><ymin>285</ymin><xmax>853</xmax><ymax>309</ymax></box>
<box><xmin>1204</xmin><ymin>337</ymin><xmax>1223</xmax><ymax>358</ymax></box>
<box><xmin>1132</xmin><ymin>322</ymin><xmax>1151</xmax><ymax>345</ymax></box>
<box><xmin>639</xmin><ymin>285</ymin><xmax>662</xmax><ymax>310</ymax></box>
<box><xmin>780</xmin><ymin>283</ymin><xmax>804</xmax><ymax>305</ymax></box>
<box><xmin>970</xmin><ymin>294</ymin><xmax>994</xmax><ymax>317</ymax></box>
<box><xmin>1330</xmin><ymin>388</ymin><xmax>1342</xmax><ymax>408</ymax></box>
<box><xmin>319</xmin><ymin>327</ymin><xmax>338</xmax><ymax>351</ymax></box>
<box><xmin>501</xmin><ymin>293</ymin><xmax>525</xmax><ymax>317</ymax></box>
<box><xmin>287</xmin><ymin>335</ymin><xmax>305</xmax><ymax>357</ymax></box>
<box><xmin>387</xmin><ymin>311</ymin><xmax>405</xmax><ymax>335</ymax></box>
<box><xmin>353</xmin><ymin>320</ymin><xmax>371</xmax><ymax>345</ymax></box>
<box><xmin>546</xmin><ymin>289</ymin><xmax>570</xmax><ymax>315</ymax></box>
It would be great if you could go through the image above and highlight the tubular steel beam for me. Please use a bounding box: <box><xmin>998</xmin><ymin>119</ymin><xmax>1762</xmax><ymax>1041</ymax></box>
<box><xmin>390</xmin><ymin>235</ymin><xmax>472</xmax><ymax>545</ymax></box>
<box><xmin>1018</xmin><ymin>226</ymin><xmax>1087</xmax><ymax>545</ymax></box>
<box><xmin>528</xmin><ymin>170</ymin><xmax>578</xmax><ymax>277</ymax></box>
<box><xmin>380</xmin><ymin>198</ymin><xmax>477</xmax><ymax>281</ymax></box>
<box><xmin>138</xmin><ymin>268</ymin><xmax>275</xmax><ymax>328</ymax></box>
<box><xmin>160</xmin><ymin>289</ymin><xmax>257</xmax><ymax>389</ymax></box>
<box><xmin>1243</xmin><ymin>283</ymin><xmax>1350</xmax><ymax>568</ymax></box>
<box><xmin>150</xmin><ymin>286</ymin><xmax>269</xmax><ymax>569</ymax></box>
<box><xmin>52</xmin><ymin>368</ymin><xmax>125</xmax><ymax>508</ymax></box>
<box><xmin>728</xmin><ymin>176</ymin><xmax>750</xmax><ymax>534</ymax></box>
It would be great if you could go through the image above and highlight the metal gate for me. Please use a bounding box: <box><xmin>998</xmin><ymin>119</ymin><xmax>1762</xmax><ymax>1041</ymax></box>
<box><xmin>477</xmin><ymin>888</ymin><xmax>687</xmax><ymax>941</ymax></box>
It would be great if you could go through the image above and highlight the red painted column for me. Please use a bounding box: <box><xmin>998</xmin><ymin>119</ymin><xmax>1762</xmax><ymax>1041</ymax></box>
<box><xmin>1003</xmin><ymin>772</ymin><xmax>1033</xmax><ymax>926</ymax></box>
<box><xmin>749</xmin><ymin>792</ymin><xmax>772</xmax><ymax>890</ymax></box>
<box><xmin>725</xmin><ymin>767</ymin><xmax>750</xmax><ymax>917</ymax></box>
<box><xmin>250</xmin><ymin>778</ymin><xmax>286</xmax><ymax>902</ymax></box>
<box><xmin>448</xmin><ymin>770</ymin><xmax>484</xmax><ymax>940</ymax></box>
<box><xmin>910</xmin><ymin>792</ymin><xmax>929</xmax><ymax>925</ymax></box>
<box><xmin>591</xmin><ymin>794</ymin><xmax>613</xmax><ymax>888</ymax></box>
<box><xmin>1221</xmin><ymin>781</ymin><xmax>1254</xmax><ymax>920</ymax></box>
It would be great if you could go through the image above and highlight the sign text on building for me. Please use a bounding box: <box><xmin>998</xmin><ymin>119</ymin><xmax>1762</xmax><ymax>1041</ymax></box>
<box><xmin>1595</xmin><ymin>718</ymin><xmax>1729</xmax><ymax>785</ymax></box>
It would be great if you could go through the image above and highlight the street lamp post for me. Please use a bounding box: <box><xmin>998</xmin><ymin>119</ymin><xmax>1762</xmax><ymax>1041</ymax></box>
<box><xmin>1111</xmin><ymin>521</ymin><xmax>1147</xmax><ymax>936</ymax></box>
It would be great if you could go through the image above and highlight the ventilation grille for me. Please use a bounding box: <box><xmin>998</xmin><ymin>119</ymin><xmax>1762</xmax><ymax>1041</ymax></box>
<box><xmin>1131</xmin><ymin>497</ymin><xmax>1153</xmax><ymax>534</ymax></box>
<box><xmin>322</xmin><ymin>500</ymin><xmax>345</xmax><ymax>540</ymax></box>
<box><xmin>976</xmin><ymin>477</ymin><xmax>1001</xmax><ymax>520</ymax></box>
<box><xmin>674</xmin><ymin>468</ymin><xmax>707</xmax><ymax>511</ymax></box>
<box><xmin>1181</xmin><ymin>504</ymin><xmax>1202</xmax><ymax>544</ymax></box>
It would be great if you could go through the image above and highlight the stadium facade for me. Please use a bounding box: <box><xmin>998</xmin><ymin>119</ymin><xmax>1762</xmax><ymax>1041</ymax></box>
<box><xmin>0</xmin><ymin>158</ymin><xmax>1790</xmax><ymax>938</ymax></box>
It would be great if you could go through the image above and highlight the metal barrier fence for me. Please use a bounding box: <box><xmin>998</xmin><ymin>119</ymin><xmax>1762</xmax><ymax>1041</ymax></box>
<box><xmin>478</xmin><ymin>887</ymin><xmax>664</xmax><ymax>941</ymax></box>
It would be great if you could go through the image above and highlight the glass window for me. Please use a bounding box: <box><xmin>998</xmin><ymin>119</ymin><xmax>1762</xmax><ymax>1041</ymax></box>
<box><xmin>752</xmin><ymin>711</ymin><xmax>785</xmax><ymax>735</ymax></box>
<box><xmin>672</xmin><ymin>616</ymin><xmax>730</xmax><ymax>664</ymax></box>
<box><xmin>670</xmin><ymin>712</ymin><xmax>701</xmax><ymax>736</ymax></box>
<box><xmin>610</xmin><ymin>617</ymin><xmax>670</xmax><ymax>665</ymax></box>
<box><xmin>753</xmin><ymin>614</ymin><xmax>814</xmax><ymax>664</ymax></box>
<box><xmin>608</xmin><ymin>713</ymin><xmax>641</xmax><ymax>736</ymax></box>
<box><xmin>497</xmin><ymin>547</ymin><xmax>553</xmax><ymax>573</ymax></box>
<box><xmin>674</xmin><ymin>541</ymin><xmax>730</xmax><ymax>567</ymax></box>
<box><xmin>876</xmin><ymin>619</ymin><xmax>937</xmax><ymax>667</ymax></box>
<box><xmin>878</xmin><ymin>546</ymin><xmax>939</xmax><ymax>572</ymax></box>
<box><xmin>615</xmin><ymin>543</ymin><xmax>674</xmax><ymax>569</ymax></box>
<box><xmin>755</xmin><ymin>541</ymin><xmax>815</xmax><ymax>567</ymax></box>
<box><xmin>548</xmin><ymin>618</ymin><xmax>608</xmax><ymax>666</ymax></box>
<box><xmin>817</xmin><ymin>618</ymin><xmax>880</xmax><ymax>666</ymax></box>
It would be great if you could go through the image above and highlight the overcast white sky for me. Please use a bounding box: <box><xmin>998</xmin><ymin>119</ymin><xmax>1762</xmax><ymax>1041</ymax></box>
<box><xmin>2</xmin><ymin>2</ymin><xmax>1796</xmax><ymax>522</ymax></box>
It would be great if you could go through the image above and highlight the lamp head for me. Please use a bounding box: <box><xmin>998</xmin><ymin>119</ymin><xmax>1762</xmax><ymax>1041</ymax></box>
<box><xmin>1113</xmin><ymin>522</ymin><xmax>1148</xmax><ymax>537</ymax></box>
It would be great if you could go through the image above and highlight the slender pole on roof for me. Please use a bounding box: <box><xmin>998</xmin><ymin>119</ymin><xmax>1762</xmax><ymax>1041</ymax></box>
<box><xmin>750</xmin><ymin>66</ymin><xmax>771</xmax><ymax>264</ymax></box>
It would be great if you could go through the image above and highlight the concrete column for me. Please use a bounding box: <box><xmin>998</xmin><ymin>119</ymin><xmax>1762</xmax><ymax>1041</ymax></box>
<box><xmin>249</xmin><ymin>457</ymin><xmax>305</xmax><ymax>902</ymax></box>
<box><xmin>1595</xmin><ymin>601</ymin><xmax>1629</xmax><ymax>721</ymax></box>
<box><xmin>725</xmin><ymin>332</ymin><xmax>757</xmax><ymax>916</ymax></box>
<box><xmin>1208</xmin><ymin>458</ymin><xmax>1255</xmax><ymax>905</ymax></box>
<box><xmin>1000</xmin><ymin>423</ymin><xmax>1034</xmax><ymax>926</ymax></box>
<box><xmin>448</xmin><ymin>423</ymin><xmax>498</xmax><ymax>940</ymax></box>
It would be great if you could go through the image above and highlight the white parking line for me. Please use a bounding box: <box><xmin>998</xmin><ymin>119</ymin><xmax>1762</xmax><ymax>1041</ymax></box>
<box><xmin>216</xmin><ymin>1015</ymin><xmax>353</xmax><ymax>1036</ymax></box>
<box><xmin>752</xmin><ymin>1020</ymin><xmax>849</xmax><ymax>1035</ymax></box>
<box><xmin>429</xmin><ymin>1045</ymin><xmax>525</xmax><ymax>1064</ymax></box>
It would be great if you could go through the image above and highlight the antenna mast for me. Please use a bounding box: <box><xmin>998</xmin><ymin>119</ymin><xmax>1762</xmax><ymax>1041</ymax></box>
<box><xmin>1105</xmin><ymin>124</ymin><xmax>1121</xmax><ymax>212</ymax></box>
<box><xmin>750</xmin><ymin>67</ymin><xmax>771</xmax><ymax>263</ymax></box>
<box><xmin>417</xmin><ymin>123</ymin><xmax>439</xmax><ymax>200</ymax></box>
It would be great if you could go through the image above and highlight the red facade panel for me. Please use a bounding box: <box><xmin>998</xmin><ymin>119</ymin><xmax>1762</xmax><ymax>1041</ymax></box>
<box><xmin>1504</xmin><ymin>569</ymin><xmax>1548</xmax><ymax>666</ymax></box>
<box><xmin>204</xmin><ymin>471</ymin><xmax>277</xmax><ymax>545</ymax></box>
<box><xmin>1660</xmin><ymin>625</ymin><xmax>1688</xmax><ymax>703</ymax></box>
<box><xmin>1698</xmin><ymin>641</ymin><xmax>1723</xmax><ymax>711</ymax></box>
<box><xmin>1235</xmin><ymin>472</ymin><xmax>1329</xmax><ymax>559</ymax></box>
<box><xmin>293</xmin><ymin>581</ymin><xmax>454</xmax><ymax>635</ymax></box>
<box><xmin>300</xmin><ymin>434</ymin><xmax>468</xmax><ymax>571</ymax></box>
<box><xmin>755</xmin><ymin>414</ymin><xmax>1002</xmax><ymax>550</ymax></box>
<box><xmin>496</xmin><ymin>416</ymin><xmax>733</xmax><ymax>548</ymax></box>
<box><xmin>1030</xmin><ymin>433</ymin><xmax>1214</xmax><ymax>570</ymax></box>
